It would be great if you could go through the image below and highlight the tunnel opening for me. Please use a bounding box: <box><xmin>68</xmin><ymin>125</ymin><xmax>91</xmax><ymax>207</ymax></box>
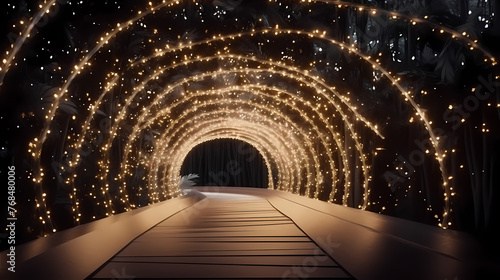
<box><xmin>180</xmin><ymin>138</ymin><xmax>269</xmax><ymax>188</ymax></box>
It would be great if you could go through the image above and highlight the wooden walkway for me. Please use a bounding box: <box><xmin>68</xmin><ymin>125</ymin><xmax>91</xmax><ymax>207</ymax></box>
<box><xmin>1</xmin><ymin>187</ymin><xmax>498</xmax><ymax>280</ymax></box>
<box><xmin>89</xmin><ymin>192</ymin><xmax>354</xmax><ymax>279</ymax></box>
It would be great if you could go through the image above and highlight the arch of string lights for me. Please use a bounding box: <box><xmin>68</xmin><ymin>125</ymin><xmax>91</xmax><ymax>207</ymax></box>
<box><xmin>0</xmin><ymin>0</ymin><xmax>498</xmax><ymax>235</ymax></box>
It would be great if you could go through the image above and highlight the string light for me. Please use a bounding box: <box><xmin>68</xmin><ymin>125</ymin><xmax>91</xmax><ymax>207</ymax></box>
<box><xmin>0</xmin><ymin>0</ymin><xmax>496</xmax><ymax>234</ymax></box>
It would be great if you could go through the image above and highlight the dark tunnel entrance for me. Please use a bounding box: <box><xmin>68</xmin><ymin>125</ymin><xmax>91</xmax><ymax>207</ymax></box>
<box><xmin>180</xmin><ymin>139</ymin><xmax>268</xmax><ymax>188</ymax></box>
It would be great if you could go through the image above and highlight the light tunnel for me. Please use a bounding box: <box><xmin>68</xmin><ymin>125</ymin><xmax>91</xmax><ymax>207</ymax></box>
<box><xmin>66</xmin><ymin>62</ymin><xmax>381</xmax><ymax>223</ymax></box>
<box><xmin>0</xmin><ymin>0</ymin><xmax>498</xmax><ymax>239</ymax></box>
<box><xmin>44</xmin><ymin>50</ymin><xmax>388</xmax><ymax>229</ymax></box>
<box><xmin>1</xmin><ymin>0</ymin><xmax>500</xmax><ymax>279</ymax></box>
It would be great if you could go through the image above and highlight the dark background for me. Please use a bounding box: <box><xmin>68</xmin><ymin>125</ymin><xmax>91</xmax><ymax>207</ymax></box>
<box><xmin>181</xmin><ymin>138</ymin><xmax>268</xmax><ymax>188</ymax></box>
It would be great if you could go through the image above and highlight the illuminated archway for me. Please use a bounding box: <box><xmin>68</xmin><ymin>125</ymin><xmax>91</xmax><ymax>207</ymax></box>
<box><xmin>0</xmin><ymin>0</ymin><xmax>497</xmax><ymax>236</ymax></box>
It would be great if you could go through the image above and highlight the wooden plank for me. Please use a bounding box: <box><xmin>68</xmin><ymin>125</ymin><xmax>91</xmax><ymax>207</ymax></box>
<box><xmin>92</xmin><ymin>262</ymin><xmax>350</xmax><ymax>279</ymax></box>
<box><xmin>146</xmin><ymin>224</ymin><xmax>307</xmax><ymax>236</ymax></box>
<box><xmin>135</xmin><ymin>235</ymin><xmax>312</xmax><ymax>242</ymax></box>
<box><xmin>111</xmin><ymin>255</ymin><xmax>339</xmax><ymax>266</ymax></box>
